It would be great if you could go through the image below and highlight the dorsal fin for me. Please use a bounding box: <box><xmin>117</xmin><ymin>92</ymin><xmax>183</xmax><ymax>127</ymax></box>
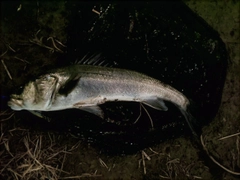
<box><xmin>75</xmin><ymin>53</ymin><xmax>110</xmax><ymax>67</ymax></box>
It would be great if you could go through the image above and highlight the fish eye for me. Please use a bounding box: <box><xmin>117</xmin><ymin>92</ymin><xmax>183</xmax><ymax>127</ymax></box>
<box><xmin>42</xmin><ymin>75</ymin><xmax>55</xmax><ymax>81</ymax></box>
<box><xmin>14</xmin><ymin>86</ymin><xmax>24</xmax><ymax>95</ymax></box>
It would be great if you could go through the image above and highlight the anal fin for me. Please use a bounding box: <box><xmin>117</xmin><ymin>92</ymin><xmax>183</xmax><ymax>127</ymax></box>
<box><xmin>142</xmin><ymin>97</ymin><xmax>168</xmax><ymax>111</ymax></box>
<box><xmin>79</xmin><ymin>105</ymin><xmax>104</xmax><ymax>119</ymax></box>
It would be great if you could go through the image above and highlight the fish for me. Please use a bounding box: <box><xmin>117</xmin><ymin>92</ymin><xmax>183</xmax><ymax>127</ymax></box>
<box><xmin>8</xmin><ymin>65</ymin><xmax>199</xmax><ymax>136</ymax></box>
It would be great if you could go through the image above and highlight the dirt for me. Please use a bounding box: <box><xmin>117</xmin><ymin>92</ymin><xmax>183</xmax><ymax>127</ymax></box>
<box><xmin>0</xmin><ymin>1</ymin><xmax>239</xmax><ymax>179</ymax></box>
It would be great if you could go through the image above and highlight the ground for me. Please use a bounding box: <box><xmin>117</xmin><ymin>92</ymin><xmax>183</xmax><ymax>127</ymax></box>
<box><xmin>0</xmin><ymin>1</ymin><xmax>239</xmax><ymax>179</ymax></box>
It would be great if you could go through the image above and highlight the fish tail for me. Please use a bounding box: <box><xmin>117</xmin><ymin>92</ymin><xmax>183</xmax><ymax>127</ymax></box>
<box><xmin>179</xmin><ymin>101</ymin><xmax>201</xmax><ymax>137</ymax></box>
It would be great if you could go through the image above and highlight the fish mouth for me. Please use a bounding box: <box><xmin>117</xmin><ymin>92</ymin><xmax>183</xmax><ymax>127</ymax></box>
<box><xmin>8</xmin><ymin>95</ymin><xmax>23</xmax><ymax>110</ymax></box>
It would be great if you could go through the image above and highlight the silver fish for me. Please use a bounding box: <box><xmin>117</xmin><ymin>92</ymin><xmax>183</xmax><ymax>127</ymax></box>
<box><xmin>8</xmin><ymin>65</ymin><xmax>198</xmax><ymax>135</ymax></box>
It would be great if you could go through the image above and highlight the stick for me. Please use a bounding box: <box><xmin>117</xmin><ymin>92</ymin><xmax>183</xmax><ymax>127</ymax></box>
<box><xmin>0</xmin><ymin>49</ymin><xmax>8</xmax><ymax>58</ymax></box>
<box><xmin>0</xmin><ymin>113</ymin><xmax>15</xmax><ymax>121</ymax></box>
<box><xmin>92</xmin><ymin>9</ymin><xmax>100</xmax><ymax>15</ymax></box>
<box><xmin>133</xmin><ymin>103</ymin><xmax>142</xmax><ymax>124</ymax></box>
<box><xmin>141</xmin><ymin>151</ymin><xmax>147</xmax><ymax>174</ymax></box>
<box><xmin>142</xmin><ymin>150</ymin><xmax>151</xmax><ymax>161</ymax></box>
<box><xmin>1</xmin><ymin>60</ymin><xmax>12</xmax><ymax>80</ymax></box>
<box><xmin>134</xmin><ymin>103</ymin><xmax>154</xmax><ymax>129</ymax></box>
<box><xmin>59</xmin><ymin>174</ymin><xmax>102</xmax><ymax>179</ymax></box>
<box><xmin>141</xmin><ymin>104</ymin><xmax>154</xmax><ymax>129</ymax></box>
<box><xmin>201</xmin><ymin>135</ymin><xmax>240</xmax><ymax>175</ymax></box>
<box><xmin>99</xmin><ymin>158</ymin><xmax>108</xmax><ymax>169</ymax></box>
<box><xmin>218</xmin><ymin>132</ymin><xmax>240</xmax><ymax>140</ymax></box>
<box><xmin>47</xmin><ymin>37</ymin><xmax>63</xmax><ymax>53</ymax></box>
<box><xmin>14</xmin><ymin>57</ymin><xmax>31</xmax><ymax>64</ymax></box>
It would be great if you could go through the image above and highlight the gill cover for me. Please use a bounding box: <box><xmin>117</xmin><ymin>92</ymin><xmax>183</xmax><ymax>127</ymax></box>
<box><xmin>33</xmin><ymin>74</ymin><xmax>58</xmax><ymax>109</ymax></box>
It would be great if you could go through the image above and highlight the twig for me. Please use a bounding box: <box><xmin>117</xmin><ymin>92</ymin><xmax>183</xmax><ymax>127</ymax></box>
<box><xmin>218</xmin><ymin>132</ymin><xmax>240</xmax><ymax>140</ymax></box>
<box><xmin>0</xmin><ymin>49</ymin><xmax>8</xmax><ymax>58</ymax></box>
<box><xmin>29</xmin><ymin>30</ymin><xmax>58</xmax><ymax>53</ymax></box>
<box><xmin>23</xmin><ymin>137</ymin><xmax>44</xmax><ymax>168</ymax></box>
<box><xmin>68</xmin><ymin>141</ymin><xmax>81</xmax><ymax>152</ymax></box>
<box><xmin>55</xmin><ymin>39</ymin><xmax>66</xmax><ymax>47</ymax></box>
<box><xmin>159</xmin><ymin>174</ymin><xmax>171</xmax><ymax>179</ymax></box>
<box><xmin>142</xmin><ymin>150</ymin><xmax>151</xmax><ymax>161</ymax></box>
<box><xmin>1</xmin><ymin>156</ymin><xmax>17</xmax><ymax>174</ymax></box>
<box><xmin>99</xmin><ymin>158</ymin><xmax>108</xmax><ymax>169</ymax></box>
<box><xmin>141</xmin><ymin>151</ymin><xmax>147</xmax><ymax>174</ymax></box>
<box><xmin>186</xmin><ymin>174</ymin><xmax>202</xmax><ymax>179</ymax></box>
<box><xmin>59</xmin><ymin>146</ymin><xmax>68</xmax><ymax>177</ymax></box>
<box><xmin>92</xmin><ymin>8</ymin><xmax>100</xmax><ymax>15</ymax></box>
<box><xmin>134</xmin><ymin>103</ymin><xmax>154</xmax><ymax>129</ymax></box>
<box><xmin>4</xmin><ymin>140</ymin><xmax>14</xmax><ymax>157</ymax></box>
<box><xmin>0</xmin><ymin>112</ymin><xmax>15</xmax><ymax>121</ymax></box>
<box><xmin>134</xmin><ymin>103</ymin><xmax>142</xmax><ymax>124</ymax></box>
<box><xmin>201</xmin><ymin>135</ymin><xmax>240</xmax><ymax>175</ymax></box>
<box><xmin>0</xmin><ymin>109</ymin><xmax>12</xmax><ymax>116</ymax></box>
<box><xmin>8</xmin><ymin>127</ymin><xmax>28</xmax><ymax>135</ymax></box>
<box><xmin>7</xmin><ymin>45</ymin><xmax>16</xmax><ymax>52</ymax></box>
<box><xmin>149</xmin><ymin>147</ymin><xmax>159</xmax><ymax>155</ymax></box>
<box><xmin>7</xmin><ymin>168</ymin><xmax>22</xmax><ymax>179</ymax></box>
<box><xmin>166</xmin><ymin>158</ymin><xmax>180</xmax><ymax>164</ymax></box>
<box><xmin>1</xmin><ymin>60</ymin><xmax>12</xmax><ymax>80</ymax></box>
<box><xmin>47</xmin><ymin>37</ymin><xmax>63</xmax><ymax>53</ymax></box>
<box><xmin>14</xmin><ymin>57</ymin><xmax>31</xmax><ymax>64</ymax></box>
<box><xmin>59</xmin><ymin>174</ymin><xmax>102</xmax><ymax>179</ymax></box>
<box><xmin>141</xmin><ymin>104</ymin><xmax>154</xmax><ymax>129</ymax></box>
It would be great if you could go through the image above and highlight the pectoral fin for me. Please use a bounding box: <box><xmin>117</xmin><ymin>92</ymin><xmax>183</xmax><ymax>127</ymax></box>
<box><xmin>29</xmin><ymin>110</ymin><xmax>44</xmax><ymax>118</ymax></box>
<box><xmin>58</xmin><ymin>74</ymin><xmax>81</xmax><ymax>96</ymax></box>
<box><xmin>28</xmin><ymin>110</ymin><xmax>51</xmax><ymax>122</ymax></box>
<box><xmin>142</xmin><ymin>97</ymin><xmax>168</xmax><ymax>111</ymax></box>
<box><xmin>79</xmin><ymin>105</ymin><xmax>104</xmax><ymax>119</ymax></box>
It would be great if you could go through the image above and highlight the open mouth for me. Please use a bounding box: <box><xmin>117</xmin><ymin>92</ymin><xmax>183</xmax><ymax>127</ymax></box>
<box><xmin>7</xmin><ymin>96</ymin><xmax>23</xmax><ymax>110</ymax></box>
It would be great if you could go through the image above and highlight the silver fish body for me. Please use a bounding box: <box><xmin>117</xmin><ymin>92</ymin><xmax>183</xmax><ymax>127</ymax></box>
<box><xmin>8</xmin><ymin>65</ymin><xmax>197</xmax><ymax>135</ymax></box>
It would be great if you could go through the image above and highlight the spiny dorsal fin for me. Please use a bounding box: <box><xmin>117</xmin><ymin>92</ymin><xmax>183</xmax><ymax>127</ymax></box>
<box><xmin>75</xmin><ymin>53</ymin><xmax>110</xmax><ymax>67</ymax></box>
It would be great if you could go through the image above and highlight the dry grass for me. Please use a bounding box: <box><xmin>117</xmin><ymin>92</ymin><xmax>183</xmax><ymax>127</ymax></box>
<box><xmin>0</xmin><ymin>110</ymin><xmax>101</xmax><ymax>180</ymax></box>
<box><xmin>138</xmin><ymin>147</ymin><xmax>204</xmax><ymax>179</ymax></box>
<box><xmin>201</xmin><ymin>134</ymin><xmax>240</xmax><ymax>176</ymax></box>
<box><xmin>29</xmin><ymin>30</ymin><xmax>66</xmax><ymax>53</ymax></box>
<box><xmin>1</xmin><ymin>109</ymin><xmax>239</xmax><ymax>179</ymax></box>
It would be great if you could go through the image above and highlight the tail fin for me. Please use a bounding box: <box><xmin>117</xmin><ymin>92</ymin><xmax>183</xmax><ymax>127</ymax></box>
<box><xmin>179</xmin><ymin>102</ymin><xmax>201</xmax><ymax>137</ymax></box>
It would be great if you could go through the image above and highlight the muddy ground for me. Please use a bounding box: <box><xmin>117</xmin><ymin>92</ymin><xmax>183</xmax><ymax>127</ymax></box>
<box><xmin>0</xmin><ymin>1</ymin><xmax>239</xmax><ymax>180</ymax></box>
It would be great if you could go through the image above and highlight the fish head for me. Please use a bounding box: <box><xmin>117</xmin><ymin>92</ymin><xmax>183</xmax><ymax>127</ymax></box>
<box><xmin>8</xmin><ymin>74</ymin><xmax>58</xmax><ymax>111</ymax></box>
